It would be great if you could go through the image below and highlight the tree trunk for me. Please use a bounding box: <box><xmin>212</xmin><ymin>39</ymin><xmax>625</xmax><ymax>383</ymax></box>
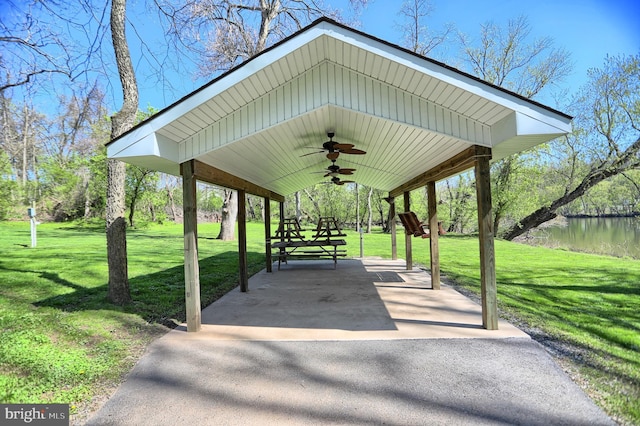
<box><xmin>83</xmin><ymin>167</ymin><xmax>91</xmax><ymax>219</ymax></box>
<box><xmin>259</xmin><ymin>198</ymin><xmax>265</xmax><ymax>221</ymax></box>
<box><xmin>247</xmin><ymin>195</ymin><xmax>256</xmax><ymax>220</ymax></box>
<box><xmin>106</xmin><ymin>159</ymin><xmax>130</xmax><ymax>304</ymax></box>
<box><xmin>128</xmin><ymin>191</ymin><xmax>137</xmax><ymax>227</ymax></box>
<box><xmin>503</xmin><ymin>167</ymin><xmax>621</xmax><ymax>240</ymax></box>
<box><xmin>366</xmin><ymin>187</ymin><xmax>373</xmax><ymax>233</ymax></box>
<box><xmin>304</xmin><ymin>188</ymin><xmax>321</xmax><ymax>220</ymax></box>
<box><xmin>217</xmin><ymin>189</ymin><xmax>237</xmax><ymax>240</ymax></box>
<box><xmin>295</xmin><ymin>191</ymin><xmax>301</xmax><ymax>223</ymax></box>
<box><xmin>21</xmin><ymin>104</ymin><xmax>29</xmax><ymax>186</ymax></box>
<box><xmin>167</xmin><ymin>185</ymin><xmax>177</xmax><ymax>221</ymax></box>
<box><xmin>149</xmin><ymin>203</ymin><xmax>156</xmax><ymax>222</ymax></box>
<box><xmin>383</xmin><ymin>208</ymin><xmax>393</xmax><ymax>233</ymax></box>
<box><xmin>107</xmin><ymin>0</ymin><xmax>138</xmax><ymax>305</ymax></box>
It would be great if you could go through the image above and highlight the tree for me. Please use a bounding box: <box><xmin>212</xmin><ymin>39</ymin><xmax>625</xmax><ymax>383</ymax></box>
<box><xmin>106</xmin><ymin>0</ymin><xmax>138</xmax><ymax>305</ymax></box>
<box><xmin>35</xmin><ymin>88</ymin><xmax>108</xmax><ymax>220</ymax></box>
<box><xmin>457</xmin><ymin>16</ymin><xmax>572</xmax><ymax>234</ymax></box>
<box><xmin>441</xmin><ymin>174</ymin><xmax>475</xmax><ymax>233</ymax></box>
<box><xmin>1</xmin><ymin>1</ymin><xmax>117</xmax><ymax>222</ymax></box>
<box><xmin>155</xmin><ymin>0</ymin><xmax>368</xmax><ymax>240</ymax></box>
<box><xmin>0</xmin><ymin>91</ymin><xmax>43</xmax><ymax>200</ymax></box>
<box><xmin>458</xmin><ymin>16</ymin><xmax>572</xmax><ymax>99</ymax></box>
<box><xmin>126</xmin><ymin>166</ymin><xmax>158</xmax><ymax>227</ymax></box>
<box><xmin>0</xmin><ymin>2</ymin><xmax>72</xmax><ymax>92</ymax></box>
<box><xmin>504</xmin><ymin>54</ymin><xmax>640</xmax><ymax>240</ymax></box>
<box><xmin>396</xmin><ymin>0</ymin><xmax>452</xmax><ymax>57</ymax></box>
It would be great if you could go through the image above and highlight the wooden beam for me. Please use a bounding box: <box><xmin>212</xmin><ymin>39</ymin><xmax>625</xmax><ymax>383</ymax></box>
<box><xmin>474</xmin><ymin>147</ymin><xmax>498</xmax><ymax>330</ymax></box>
<box><xmin>427</xmin><ymin>181</ymin><xmax>440</xmax><ymax>290</ymax></box>
<box><xmin>265</xmin><ymin>198</ymin><xmax>272</xmax><ymax>273</ymax></box>
<box><xmin>188</xmin><ymin>159</ymin><xmax>285</xmax><ymax>203</ymax></box>
<box><xmin>403</xmin><ymin>192</ymin><xmax>412</xmax><ymax>270</ymax></box>
<box><xmin>238</xmin><ymin>190</ymin><xmax>248</xmax><ymax>292</ymax></box>
<box><xmin>389</xmin><ymin>145</ymin><xmax>488</xmax><ymax>198</ymax></box>
<box><xmin>182</xmin><ymin>160</ymin><xmax>201</xmax><ymax>332</ymax></box>
<box><xmin>385</xmin><ymin>197</ymin><xmax>397</xmax><ymax>260</ymax></box>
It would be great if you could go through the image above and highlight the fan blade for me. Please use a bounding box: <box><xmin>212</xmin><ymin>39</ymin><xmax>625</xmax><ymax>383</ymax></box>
<box><xmin>342</xmin><ymin>148</ymin><xmax>366</xmax><ymax>155</ymax></box>
<box><xmin>300</xmin><ymin>150</ymin><xmax>324</xmax><ymax>157</ymax></box>
<box><xmin>333</xmin><ymin>143</ymin><xmax>355</xmax><ymax>150</ymax></box>
<box><xmin>338</xmin><ymin>168</ymin><xmax>356</xmax><ymax>173</ymax></box>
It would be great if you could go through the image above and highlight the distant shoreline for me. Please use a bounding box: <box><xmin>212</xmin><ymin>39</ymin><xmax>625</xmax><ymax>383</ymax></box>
<box><xmin>564</xmin><ymin>213</ymin><xmax>639</xmax><ymax>219</ymax></box>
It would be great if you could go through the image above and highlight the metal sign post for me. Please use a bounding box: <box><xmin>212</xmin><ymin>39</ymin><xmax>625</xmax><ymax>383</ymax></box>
<box><xmin>28</xmin><ymin>206</ymin><xmax>37</xmax><ymax>248</ymax></box>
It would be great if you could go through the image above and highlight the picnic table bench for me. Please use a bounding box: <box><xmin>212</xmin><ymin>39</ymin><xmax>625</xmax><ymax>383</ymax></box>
<box><xmin>271</xmin><ymin>239</ymin><xmax>347</xmax><ymax>270</ymax></box>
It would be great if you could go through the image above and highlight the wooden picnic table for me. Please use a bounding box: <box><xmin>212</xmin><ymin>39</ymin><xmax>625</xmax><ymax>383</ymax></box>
<box><xmin>271</xmin><ymin>216</ymin><xmax>348</xmax><ymax>269</ymax></box>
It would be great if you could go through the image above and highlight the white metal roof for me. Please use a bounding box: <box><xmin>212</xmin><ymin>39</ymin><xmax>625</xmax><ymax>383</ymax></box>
<box><xmin>107</xmin><ymin>18</ymin><xmax>571</xmax><ymax>198</ymax></box>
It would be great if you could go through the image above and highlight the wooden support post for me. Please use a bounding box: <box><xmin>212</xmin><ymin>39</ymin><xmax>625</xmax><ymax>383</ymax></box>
<box><xmin>182</xmin><ymin>160</ymin><xmax>201</xmax><ymax>332</ymax></box>
<box><xmin>427</xmin><ymin>181</ymin><xmax>441</xmax><ymax>290</ymax></box>
<box><xmin>474</xmin><ymin>147</ymin><xmax>498</xmax><ymax>330</ymax></box>
<box><xmin>265</xmin><ymin>198</ymin><xmax>272</xmax><ymax>273</ymax></box>
<box><xmin>386</xmin><ymin>197</ymin><xmax>397</xmax><ymax>260</ymax></box>
<box><xmin>403</xmin><ymin>191</ymin><xmax>412</xmax><ymax>270</ymax></box>
<box><xmin>238</xmin><ymin>189</ymin><xmax>248</xmax><ymax>292</ymax></box>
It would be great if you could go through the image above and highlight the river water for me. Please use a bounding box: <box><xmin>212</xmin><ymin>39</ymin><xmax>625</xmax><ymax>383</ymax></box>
<box><xmin>528</xmin><ymin>217</ymin><xmax>640</xmax><ymax>259</ymax></box>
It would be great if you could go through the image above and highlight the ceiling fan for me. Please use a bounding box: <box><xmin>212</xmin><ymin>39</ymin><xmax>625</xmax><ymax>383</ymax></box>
<box><xmin>315</xmin><ymin>159</ymin><xmax>356</xmax><ymax>177</ymax></box>
<box><xmin>302</xmin><ymin>132</ymin><xmax>366</xmax><ymax>160</ymax></box>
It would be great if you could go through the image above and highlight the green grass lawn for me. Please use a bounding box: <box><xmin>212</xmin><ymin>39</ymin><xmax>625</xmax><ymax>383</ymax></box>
<box><xmin>0</xmin><ymin>221</ymin><xmax>638</xmax><ymax>424</ymax></box>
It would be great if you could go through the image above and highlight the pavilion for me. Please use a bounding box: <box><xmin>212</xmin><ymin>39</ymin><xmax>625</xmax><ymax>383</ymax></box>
<box><xmin>106</xmin><ymin>18</ymin><xmax>572</xmax><ymax>332</ymax></box>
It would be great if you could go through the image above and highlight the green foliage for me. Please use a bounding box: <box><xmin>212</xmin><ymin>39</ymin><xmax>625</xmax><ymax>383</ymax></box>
<box><xmin>438</xmin><ymin>174</ymin><xmax>476</xmax><ymax>233</ymax></box>
<box><xmin>198</xmin><ymin>185</ymin><xmax>223</xmax><ymax>212</ymax></box>
<box><xmin>0</xmin><ymin>151</ymin><xmax>17</xmax><ymax>220</ymax></box>
<box><xmin>39</xmin><ymin>154</ymin><xmax>92</xmax><ymax>221</ymax></box>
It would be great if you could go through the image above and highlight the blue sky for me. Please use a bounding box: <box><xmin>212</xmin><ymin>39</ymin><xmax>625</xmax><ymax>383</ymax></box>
<box><xmin>355</xmin><ymin>0</ymin><xmax>639</xmax><ymax>100</ymax></box>
<box><xmin>4</xmin><ymin>0</ymin><xmax>636</xmax><ymax>114</ymax></box>
<box><xmin>127</xmin><ymin>0</ymin><xmax>639</xmax><ymax>114</ymax></box>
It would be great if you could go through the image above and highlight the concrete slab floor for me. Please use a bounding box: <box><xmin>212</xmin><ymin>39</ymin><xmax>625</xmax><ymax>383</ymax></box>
<box><xmin>167</xmin><ymin>257</ymin><xmax>528</xmax><ymax>342</ymax></box>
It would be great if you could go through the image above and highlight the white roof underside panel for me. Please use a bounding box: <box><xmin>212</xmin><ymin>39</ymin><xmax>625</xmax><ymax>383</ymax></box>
<box><xmin>107</xmin><ymin>19</ymin><xmax>571</xmax><ymax>196</ymax></box>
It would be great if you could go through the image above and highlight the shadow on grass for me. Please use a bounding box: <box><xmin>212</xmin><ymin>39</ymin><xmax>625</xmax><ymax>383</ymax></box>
<box><xmin>34</xmin><ymin>251</ymin><xmax>266</xmax><ymax>327</ymax></box>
